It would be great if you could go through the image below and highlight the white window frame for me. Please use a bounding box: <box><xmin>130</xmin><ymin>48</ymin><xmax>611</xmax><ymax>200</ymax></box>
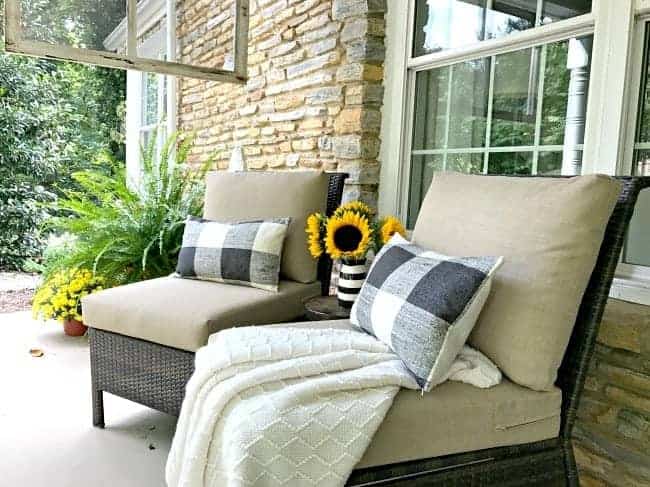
<box><xmin>380</xmin><ymin>0</ymin><xmax>650</xmax><ymax>304</ymax></box>
<box><xmin>611</xmin><ymin>10</ymin><xmax>650</xmax><ymax>303</ymax></box>
<box><xmin>125</xmin><ymin>27</ymin><xmax>173</xmax><ymax>186</ymax></box>
<box><xmin>118</xmin><ymin>0</ymin><xmax>177</xmax><ymax>187</ymax></box>
<box><xmin>4</xmin><ymin>0</ymin><xmax>249</xmax><ymax>83</ymax></box>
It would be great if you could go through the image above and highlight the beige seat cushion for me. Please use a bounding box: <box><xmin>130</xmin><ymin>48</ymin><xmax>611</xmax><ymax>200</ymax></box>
<box><xmin>203</xmin><ymin>171</ymin><xmax>329</xmax><ymax>283</ymax></box>
<box><xmin>359</xmin><ymin>379</ymin><xmax>561</xmax><ymax>468</ymax></box>
<box><xmin>263</xmin><ymin>320</ymin><xmax>561</xmax><ymax>468</ymax></box>
<box><xmin>82</xmin><ymin>277</ymin><xmax>321</xmax><ymax>351</ymax></box>
<box><xmin>412</xmin><ymin>173</ymin><xmax>621</xmax><ymax>391</ymax></box>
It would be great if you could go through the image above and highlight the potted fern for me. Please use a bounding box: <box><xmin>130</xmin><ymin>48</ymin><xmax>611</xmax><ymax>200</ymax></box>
<box><xmin>42</xmin><ymin>131</ymin><xmax>214</xmax><ymax>286</ymax></box>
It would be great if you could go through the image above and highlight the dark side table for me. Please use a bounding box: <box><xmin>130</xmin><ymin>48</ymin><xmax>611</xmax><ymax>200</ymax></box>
<box><xmin>304</xmin><ymin>295</ymin><xmax>351</xmax><ymax>321</ymax></box>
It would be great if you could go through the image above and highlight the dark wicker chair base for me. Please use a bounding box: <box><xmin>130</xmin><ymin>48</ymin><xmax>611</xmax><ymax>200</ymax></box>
<box><xmin>88</xmin><ymin>176</ymin><xmax>650</xmax><ymax>486</ymax></box>
<box><xmin>89</xmin><ymin>328</ymin><xmax>574</xmax><ymax>486</ymax></box>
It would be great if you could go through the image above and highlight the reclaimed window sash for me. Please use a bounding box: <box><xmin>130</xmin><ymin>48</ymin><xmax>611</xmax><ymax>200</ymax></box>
<box><xmin>3</xmin><ymin>0</ymin><xmax>249</xmax><ymax>83</ymax></box>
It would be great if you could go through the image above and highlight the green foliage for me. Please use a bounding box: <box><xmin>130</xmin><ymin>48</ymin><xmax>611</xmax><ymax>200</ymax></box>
<box><xmin>23</xmin><ymin>234</ymin><xmax>77</xmax><ymax>280</ymax></box>
<box><xmin>0</xmin><ymin>7</ymin><xmax>126</xmax><ymax>269</ymax></box>
<box><xmin>47</xmin><ymin>133</ymin><xmax>213</xmax><ymax>286</ymax></box>
<box><xmin>18</xmin><ymin>0</ymin><xmax>126</xmax><ymax>49</ymax></box>
<box><xmin>0</xmin><ymin>184</ymin><xmax>55</xmax><ymax>269</ymax></box>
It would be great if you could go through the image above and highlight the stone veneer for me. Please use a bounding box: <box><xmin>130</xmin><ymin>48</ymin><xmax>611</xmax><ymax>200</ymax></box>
<box><xmin>575</xmin><ymin>298</ymin><xmax>650</xmax><ymax>486</ymax></box>
<box><xmin>176</xmin><ymin>0</ymin><xmax>387</xmax><ymax>205</ymax></box>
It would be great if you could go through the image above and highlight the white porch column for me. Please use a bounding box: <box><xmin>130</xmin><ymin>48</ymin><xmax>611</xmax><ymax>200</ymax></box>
<box><xmin>561</xmin><ymin>37</ymin><xmax>592</xmax><ymax>175</ymax></box>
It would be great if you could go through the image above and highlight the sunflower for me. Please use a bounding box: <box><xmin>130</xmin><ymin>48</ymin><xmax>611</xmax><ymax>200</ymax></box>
<box><xmin>325</xmin><ymin>211</ymin><xmax>372</xmax><ymax>261</ymax></box>
<box><xmin>333</xmin><ymin>200</ymin><xmax>375</xmax><ymax>220</ymax></box>
<box><xmin>379</xmin><ymin>216</ymin><xmax>406</xmax><ymax>245</ymax></box>
<box><xmin>306</xmin><ymin>213</ymin><xmax>325</xmax><ymax>258</ymax></box>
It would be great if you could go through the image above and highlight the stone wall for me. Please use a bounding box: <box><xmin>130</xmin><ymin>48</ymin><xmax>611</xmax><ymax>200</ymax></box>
<box><xmin>176</xmin><ymin>0</ymin><xmax>387</xmax><ymax>205</ymax></box>
<box><xmin>575</xmin><ymin>298</ymin><xmax>650</xmax><ymax>486</ymax></box>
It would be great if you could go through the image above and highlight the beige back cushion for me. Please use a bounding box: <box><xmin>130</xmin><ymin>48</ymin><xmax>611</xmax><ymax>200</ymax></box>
<box><xmin>203</xmin><ymin>171</ymin><xmax>329</xmax><ymax>283</ymax></box>
<box><xmin>412</xmin><ymin>173</ymin><xmax>621</xmax><ymax>391</ymax></box>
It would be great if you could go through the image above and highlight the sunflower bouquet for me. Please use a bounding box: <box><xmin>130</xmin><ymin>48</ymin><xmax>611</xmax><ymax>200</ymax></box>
<box><xmin>33</xmin><ymin>268</ymin><xmax>105</xmax><ymax>324</ymax></box>
<box><xmin>306</xmin><ymin>201</ymin><xmax>406</xmax><ymax>264</ymax></box>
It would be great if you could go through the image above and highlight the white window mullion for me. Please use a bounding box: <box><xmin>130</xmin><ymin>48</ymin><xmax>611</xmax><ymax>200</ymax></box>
<box><xmin>166</xmin><ymin>0</ymin><xmax>178</xmax><ymax>140</ymax></box>
<box><xmin>125</xmin><ymin>70</ymin><xmax>143</xmax><ymax>189</ymax></box>
<box><xmin>483</xmin><ymin>57</ymin><xmax>497</xmax><ymax>174</ymax></box>
<box><xmin>532</xmin><ymin>45</ymin><xmax>548</xmax><ymax>175</ymax></box>
<box><xmin>442</xmin><ymin>66</ymin><xmax>455</xmax><ymax>171</ymax></box>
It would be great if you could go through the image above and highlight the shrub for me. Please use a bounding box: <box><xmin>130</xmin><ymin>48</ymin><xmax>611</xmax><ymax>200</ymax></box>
<box><xmin>0</xmin><ymin>184</ymin><xmax>55</xmax><ymax>269</ymax></box>
<box><xmin>47</xmin><ymin>132</ymin><xmax>213</xmax><ymax>286</ymax></box>
<box><xmin>0</xmin><ymin>47</ymin><xmax>125</xmax><ymax>270</ymax></box>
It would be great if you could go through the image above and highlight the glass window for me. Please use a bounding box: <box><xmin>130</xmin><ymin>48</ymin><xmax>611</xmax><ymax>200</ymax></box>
<box><xmin>18</xmin><ymin>0</ymin><xmax>125</xmax><ymax>51</ymax></box>
<box><xmin>625</xmin><ymin>24</ymin><xmax>650</xmax><ymax>267</ymax></box>
<box><xmin>407</xmin><ymin>35</ymin><xmax>593</xmax><ymax>227</ymax></box>
<box><xmin>6</xmin><ymin>0</ymin><xmax>247</xmax><ymax>82</ymax></box>
<box><xmin>413</xmin><ymin>0</ymin><xmax>592</xmax><ymax>58</ymax></box>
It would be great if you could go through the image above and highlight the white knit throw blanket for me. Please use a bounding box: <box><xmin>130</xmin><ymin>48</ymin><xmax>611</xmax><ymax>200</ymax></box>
<box><xmin>166</xmin><ymin>326</ymin><xmax>500</xmax><ymax>487</ymax></box>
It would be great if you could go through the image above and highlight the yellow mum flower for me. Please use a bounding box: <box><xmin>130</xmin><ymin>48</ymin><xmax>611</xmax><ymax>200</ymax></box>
<box><xmin>325</xmin><ymin>211</ymin><xmax>372</xmax><ymax>261</ymax></box>
<box><xmin>379</xmin><ymin>216</ymin><xmax>406</xmax><ymax>245</ymax></box>
<box><xmin>32</xmin><ymin>268</ymin><xmax>107</xmax><ymax>323</ymax></box>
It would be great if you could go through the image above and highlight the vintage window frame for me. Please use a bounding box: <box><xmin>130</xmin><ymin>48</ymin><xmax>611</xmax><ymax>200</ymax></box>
<box><xmin>380</xmin><ymin>0</ymin><xmax>650</xmax><ymax>305</ymax></box>
<box><xmin>3</xmin><ymin>0</ymin><xmax>249</xmax><ymax>83</ymax></box>
<box><xmin>611</xmin><ymin>11</ymin><xmax>650</xmax><ymax>304</ymax></box>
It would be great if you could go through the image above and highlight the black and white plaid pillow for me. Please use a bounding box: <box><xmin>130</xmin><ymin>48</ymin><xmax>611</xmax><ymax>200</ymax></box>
<box><xmin>351</xmin><ymin>234</ymin><xmax>503</xmax><ymax>391</ymax></box>
<box><xmin>176</xmin><ymin>217</ymin><xmax>291</xmax><ymax>292</ymax></box>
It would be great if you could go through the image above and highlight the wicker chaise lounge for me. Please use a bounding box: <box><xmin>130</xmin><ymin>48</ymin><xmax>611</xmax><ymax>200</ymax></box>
<box><xmin>84</xmin><ymin>171</ymin><xmax>347</xmax><ymax>422</ymax></box>
<box><xmin>84</xmin><ymin>173</ymin><xmax>650</xmax><ymax>486</ymax></box>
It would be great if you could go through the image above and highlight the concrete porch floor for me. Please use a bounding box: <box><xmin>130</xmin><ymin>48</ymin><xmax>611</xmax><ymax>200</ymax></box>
<box><xmin>0</xmin><ymin>311</ymin><xmax>174</xmax><ymax>487</ymax></box>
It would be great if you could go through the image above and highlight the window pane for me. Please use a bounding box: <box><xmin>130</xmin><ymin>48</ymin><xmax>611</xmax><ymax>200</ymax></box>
<box><xmin>414</xmin><ymin>0</ymin><xmax>486</xmax><ymax>56</ymax></box>
<box><xmin>487</xmin><ymin>152</ymin><xmax>533</xmax><ymax>174</ymax></box>
<box><xmin>176</xmin><ymin>0</ymin><xmax>237</xmax><ymax>71</ymax></box>
<box><xmin>412</xmin><ymin>68</ymin><xmax>450</xmax><ymax>150</ymax></box>
<box><xmin>485</xmin><ymin>1</ymin><xmax>536</xmax><ymax>42</ymax></box>
<box><xmin>624</xmin><ymin>151</ymin><xmax>650</xmax><ymax>266</ymax></box>
<box><xmin>537</xmin><ymin>151</ymin><xmax>564</xmax><ymax>175</ymax></box>
<box><xmin>541</xmin><ymin>0</ymin><xmax>592</xmax><ymax>24</ymax></box>
<box><xmin>19</xmin><ymin>0</ymin><xmax>125</xmax><ymax>51</ymax></box>
<box><xmin>447</xmin><ymin>153</ymin><xmax>484</xmax><ymax>173</ymax></box>
<box><xmin>143</xmin><ymin>74</ymin><xmax>160</xmax><ymax>127</ymax></box>
<box><xmin>448</xmin><ymin>59</ymin><xmax>490</xmax><ymax>148</ymax></box>
<box><xmin>624</xmin><ymin>23</ymin><xmax>650</xmax><ymax>268</ymax></box>
<box><xmin>637</xmin><ymin>27</ymin><xmax>650</xmax><ymax>144</ymax></box>
<box><xmin>625</xmin><ymin>186</ymin><xmax>650</xmax><ymax>267</ymax></box>
<box><xmin>408</xmin><ymin>155</ymin><xmax>443</xmax><ymax>228</ymax></box>
<box><xmin>540</xmin><ymin>41</ymin><xmax>570</xmax><ymax>145</ymax></box>
<box><xmin>413</xmin><ymin>0</ymin><xmax>591</xmax><ymax>57</ymax></box>
<box><xmin>491</xmin><ymin>49</ymin><xmax>537</xmax><ymax>147</ymax></box>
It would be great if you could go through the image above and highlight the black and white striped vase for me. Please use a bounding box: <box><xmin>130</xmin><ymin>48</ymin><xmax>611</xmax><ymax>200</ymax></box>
<box><xmin>337</xmin><ymin>258</ymin><xmax>367</xmax><ymax>309</ymax></box>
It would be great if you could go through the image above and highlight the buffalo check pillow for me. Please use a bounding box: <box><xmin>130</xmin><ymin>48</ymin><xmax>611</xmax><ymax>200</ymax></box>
<box><xmin>351</xmin><ymin>234</ymin><xmax>503</xmax><ymax>391</ymax></box>
<box><xmin>176</xmin><ymin>217</ymin><xmax>291</xmax><ymax>292</ymax></box>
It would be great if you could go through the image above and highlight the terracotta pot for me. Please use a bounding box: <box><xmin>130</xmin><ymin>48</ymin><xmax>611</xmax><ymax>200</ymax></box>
<box><xmin>63</xmin><ymin>318</ymin><xmax>88</xmax><ymax>337</ymax></box>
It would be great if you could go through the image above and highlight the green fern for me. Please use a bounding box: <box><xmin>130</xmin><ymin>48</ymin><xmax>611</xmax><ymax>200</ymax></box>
<box><xmin>46</xmin><ymin>131</ymin><xmax>214</xmax><ymax>285</ymax></box>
